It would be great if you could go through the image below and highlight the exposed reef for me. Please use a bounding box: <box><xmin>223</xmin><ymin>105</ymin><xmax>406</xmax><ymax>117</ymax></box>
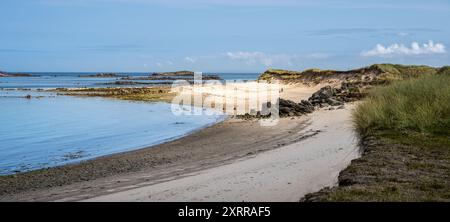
<box><xmin>53</xmin><ymin>87</ymin><xmax>175</xmax><ymax>102</ymax></box>
<box><xmin>80</xmin><ymin>73</ymin><xmax>126</xmax><ymax>78</ymax></box>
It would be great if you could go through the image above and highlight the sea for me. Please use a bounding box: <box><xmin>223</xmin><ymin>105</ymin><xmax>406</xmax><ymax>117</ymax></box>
<box><xmin>0</xmin><ymin>73</ymin><xmax>259</xmax><ymax>175</ymax></box>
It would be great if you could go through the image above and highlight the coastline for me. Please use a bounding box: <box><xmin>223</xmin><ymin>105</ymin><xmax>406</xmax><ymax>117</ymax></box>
<box><xmin>0</xmin><ymin>116</ymin><xmax>310</xmax><ymax>201</ymax></box>
<box><xmin>85</xmin><ymin>104</ymin><xmax>360</xmax><ymax>202</ymax></box>
<box><xmin>0</xmin><ymin>82</ymin><xmax>362</xmax><ymax>202</ymax></box>
<box><xmin>0</xmin><ymin>104</ymin><xmax>359</xmax><ymax>202</ymax></box>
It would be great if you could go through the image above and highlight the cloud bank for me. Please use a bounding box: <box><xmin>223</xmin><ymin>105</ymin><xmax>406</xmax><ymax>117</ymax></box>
<box><xmin>362</xmin><ymin>40</ymin><xmax>446</xmax><ymax>57</ymax></box>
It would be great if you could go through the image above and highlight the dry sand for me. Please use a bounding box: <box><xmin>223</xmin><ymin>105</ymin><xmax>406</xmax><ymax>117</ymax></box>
<box><xmin>174</xmin><ymin>82</ymin><xmax>326</xmax><ymax>115</ymax></box>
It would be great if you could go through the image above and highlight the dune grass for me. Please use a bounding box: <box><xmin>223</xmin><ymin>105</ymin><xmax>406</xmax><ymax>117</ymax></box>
<box><xmin>353</xmin><ymin>74</ymin><xmax>450</xmax><ymax>136</ymax></box>
<box><xmin>318</xmin><ymin>74</ymin><xmax>450</xmax><ymax>201</ymax></box>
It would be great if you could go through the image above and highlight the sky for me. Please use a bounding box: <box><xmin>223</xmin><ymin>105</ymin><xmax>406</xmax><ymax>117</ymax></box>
<box><xmin>0</xmin><ymin>0</ymin><xmax>449</xmax><ymax>72</ymax></box>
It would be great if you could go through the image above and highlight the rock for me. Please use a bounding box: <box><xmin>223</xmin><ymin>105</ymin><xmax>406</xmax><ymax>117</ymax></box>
<box><xmin>326</xmin><ymin>98</ymin><xmax>343</xmax><ymax>106</ymax></box>
<box><xmin>240</xmin><ymin>97</ymin><xmax>315</xmax><ymax>119</ymax></box>
<box><xmin>300</xmin><ymin>100</ymin><xmax>313</xmax><ymax>106</ymax></box>
<box><xmin>82</xmin><ymin>73</ymin><xmax>122</xmax><ymax>78</ymax></box>
<box><xmin>309</xmin><ymin>86</ymin><xmax>335</xmax><ymax>102</ymax></box>
<box><xmin>277</xmin><ymin>98</ymin><xmax>315</xmax><ymax>117</ymax></box>
<box><xmin>279</xmin><ymin>107</ymin><xmax>292</xmax><ymax>114</ymax></box>
<box><xmin>308</xmin><ymin>86</ymin><xmax>350</xmax><ymax>107</ymax></box>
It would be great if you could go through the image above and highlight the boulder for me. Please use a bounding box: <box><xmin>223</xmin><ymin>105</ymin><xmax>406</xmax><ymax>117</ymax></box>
<box><xmin>326</xmin><ymin>98</ymin><xmax>343</xmax><ymax>106</ymax></box>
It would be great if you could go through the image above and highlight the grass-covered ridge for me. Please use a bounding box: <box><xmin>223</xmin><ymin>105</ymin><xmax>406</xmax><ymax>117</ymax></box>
<box><xmin>258</xmin><ymin>64</ymin><xmax>442</xmax><ymax>85</ymax></box>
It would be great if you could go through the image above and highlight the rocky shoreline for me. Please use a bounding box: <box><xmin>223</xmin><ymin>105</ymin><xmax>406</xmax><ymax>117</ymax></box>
<box><xmin>0</xmin><ymin>72</ymin><xmax>34</xmax><ymax>77</ymax></box>
<box><xmin>52</xmin><ymin>86</ymin><xmax>175</xmax><ymax>102</ymax></box>
<box><xmin>238</xmin><ymin>83</ymin><xmax>363</xmax><ymax>119</ymax></box>
<box><xmin>80</xmin><ymin>73</ymin><xmax>126</xmax><ymax>78</ymax></box>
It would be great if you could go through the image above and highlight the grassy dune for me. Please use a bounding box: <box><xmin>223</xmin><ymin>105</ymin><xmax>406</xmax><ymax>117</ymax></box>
<box><xmin>258</xmin><ymin>63</ymin><xmax>443</xmax><ymax>85</ymax></box>
<box><xmin>354</xmin><ymin>74</ymin><xmax>450</xmax><ymax>136</ymax></box>
<box><xmin>306</xmin><ymin>74</ymin><xmax>450</xmax><ymax>201</ymax></box>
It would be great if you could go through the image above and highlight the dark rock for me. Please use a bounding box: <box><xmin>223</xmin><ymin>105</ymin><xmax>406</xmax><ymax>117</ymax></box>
<box><xmin>81</xmin><ymin>73</ymin><xmax>123</xmax><ymax>78</ymax></box>
<box><xmin>308</xmin><ymin>86</ymin><xmax>350</xmax><ymax>107</ymax></box>
<box><xmin>279</xmin><ymin>107</ymin><xmax>292</xmax><ymax>114</ymax></box>
<box><xmin>326</xmin><ymin>98</ymin><xmax>343</xmax><ymax>106</ymax></box>
<box><xmin>309</xmin><ymin>86</ymin><xmax>335</xmax><ymax>102</ymax></box>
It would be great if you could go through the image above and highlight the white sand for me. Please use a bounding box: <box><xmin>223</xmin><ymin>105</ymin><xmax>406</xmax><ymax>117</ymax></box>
<box><xmin>84</xmin><ymin>104</ymin><xmax>360</xmax><ymax>202</ymax></box>
<box><xmin>173</xmin><ymin>82</ymin><xmax>324</xmax><ymax>115</ymax></box>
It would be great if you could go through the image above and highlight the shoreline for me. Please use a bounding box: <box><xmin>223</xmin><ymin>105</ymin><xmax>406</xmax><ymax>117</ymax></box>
<box><xmin>0</xmin><ymin>116</ymin><xmax>313</xmax><ymax>201</ymax></box>
<box><xmin>84</xmin><ymin>104</ymin><xmax>360</xmax><ymax>202</ymax></box>
<box><xmin>0</xmin><ymin>103</ymin><xmax>360</xmax><ymax>202</ymax></box>
<box><xmin>1</xmin><ymin>81</ymin><xmax>360</xmax><ymax>201</ymax></box>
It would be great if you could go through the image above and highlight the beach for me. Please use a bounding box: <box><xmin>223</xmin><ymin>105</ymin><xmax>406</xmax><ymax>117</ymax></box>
<box><xmin>0</xmin><ymin>82</ymin><xmax>360</xmax><ymax>202</ymax></box>
<box><xmin>84</xmin><ymin>104</ymin><xmax>359</xmax><ymax>202</ymax></box>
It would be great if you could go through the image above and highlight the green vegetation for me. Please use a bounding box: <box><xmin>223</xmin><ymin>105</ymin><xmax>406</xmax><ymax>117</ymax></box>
<box><xmin>309</xmin><ymin>74</ymin><xmax>450</xmax><ymax>201</ymax></box>
<box><xmin>258</xmin><ymin>63</ymin><xmax>442</xmax><ymax>85</ymax></box>
<box><xmin>437</xmin><ymin>66</ymin><xmax>450</xmax><ymax>75</ymax></box>
<box><xmin>353</xmin><ymin>74</ymin><xmax>450</xmax><ymax>135</ymax></box>
<box><xmin>371</xmin><ymin>63</ymin><xmax>438</xmax><ymax>81</ymax></box>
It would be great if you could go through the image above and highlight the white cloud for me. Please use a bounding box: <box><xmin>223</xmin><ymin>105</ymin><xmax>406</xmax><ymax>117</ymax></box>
<box><xmin>305</xmin><ymin>53</ymin><xmax>331</xmax><ymax>59</ymax></box>
<box><xmin>225</xmin><ymin>51</ymin><xmax>295</xmax><ymax>67</ymax></box>
<box><xmin>362</xmin><ymin>40</ymin><xmax>446</xmax><ymax>57</ymax></box>
<box><xmin>155</xmin><ymin>61</ymin><xmax>174</xmax><ymax>67</ymax></box>
<box><xmin>185</xmin><ymin>57</ymin><xmax>197</xmax><ymax>63</ymax></box>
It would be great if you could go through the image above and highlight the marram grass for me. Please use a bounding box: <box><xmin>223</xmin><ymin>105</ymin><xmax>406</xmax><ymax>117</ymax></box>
<box><xmin>353</xmin><ymin>74</ymin><xmax>450</xmax><ymax>136</ymax></box>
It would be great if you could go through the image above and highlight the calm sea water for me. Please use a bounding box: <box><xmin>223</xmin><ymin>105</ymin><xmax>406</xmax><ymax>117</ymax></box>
<box><xmin>0</xmin><ymin>73</ymin><xmax>250</xmax><ymax>175</ymax></box>
<box><xmin>0</xmin><ymin>72</ymin><xmax>260</xmax><ymax>89</ymax></box>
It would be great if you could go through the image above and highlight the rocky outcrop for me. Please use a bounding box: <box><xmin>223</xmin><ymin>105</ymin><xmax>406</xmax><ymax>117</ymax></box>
<box><xmin>152</xmin><ymin>71</ymin><xmax>195</xmax><ymax>76</ymax></box>
<box><xmin>81</xmin><ymin>73</ymin><xmax>123</xmax><ymax>78</ymax></box>
<box><xmin>238</xmin><ymin>98</ymin><xmax>315</xmax><ymax>119</ymax></box>
<box><xmin>278</xmin><ymin>98</ymin><xmax>315</xmax><ymax>117</ymax></box>
<box><xmin>308</xmin><ymin>86</ymin><xmax>342</xmax><ymax>107</ymax></box>
<box><xmin>308</xmin><ymin>83</ymin><xmax>366</xmax><ymax>108</ymax></box>
<box><xmin>0</xmin><ymin>72</ymin><xmax>33</xmax><ymax>77</ymax></box>
<box><xmin>239</xmin><ymin>82</ymin><xmax>368</xmax><ymax>119</ymax></box>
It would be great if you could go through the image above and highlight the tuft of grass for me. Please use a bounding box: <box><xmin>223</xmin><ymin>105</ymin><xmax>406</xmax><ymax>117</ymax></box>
<box><xmin>353</xmin><ymin>74</ymin><xmax>450</xmax><ymax>136</ymax></box>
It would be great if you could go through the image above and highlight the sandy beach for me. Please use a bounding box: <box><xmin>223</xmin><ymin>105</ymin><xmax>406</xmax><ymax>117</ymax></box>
<box><xmin>85</xmin><ymin>104</ymin><xmax>360</xmax><ymax>202</ymax></box>
<box><xmin>0</xmin><ymin>84</ymin><xmax>360</xmax><ymax>202</ymax></box>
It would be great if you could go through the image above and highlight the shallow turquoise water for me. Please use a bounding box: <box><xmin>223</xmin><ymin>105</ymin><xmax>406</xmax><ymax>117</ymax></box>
<box><xmin>0</xmin><ymin>93</ymin><xmax>224</xmax><ymax>175</ymax></box>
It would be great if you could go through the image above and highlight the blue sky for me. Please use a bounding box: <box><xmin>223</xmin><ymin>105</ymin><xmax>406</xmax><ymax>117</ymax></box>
<box><xmin>0</xmin><ymin>0</ymin><xmax>449</xmax><ymax>72</ymax></box>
